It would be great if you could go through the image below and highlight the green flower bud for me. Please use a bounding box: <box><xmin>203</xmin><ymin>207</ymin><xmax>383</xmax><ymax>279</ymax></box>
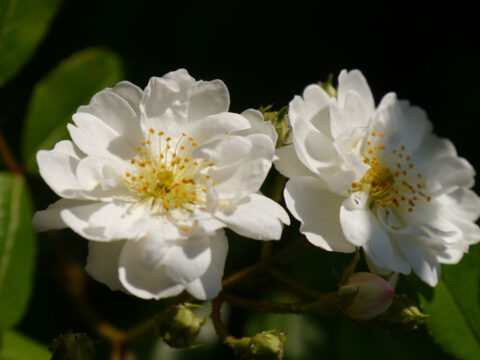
<box><xmin>249</xmin><ymin>331</ymin><xmax>286</xmax><ymax>360</ymax></box>
<box><xmin>259</xmin><ymin>105</ymin><xmax>291</xmax><ymax>148</ymax></box>
<box><xmin>318</xmin><ymin>73</ymin><xmax>337</xmax><ymax>98</ymax></box>
<box><xmin>339</xmin><ymin>272</ymin><xmax>394</xmax><ymax>321</ymax></box>
<box><xmin>50</xmin><ymin>332</ymin><xmax>95</xmax><ymax>360</ymax></box>
<box><xmin>156</xmin><ymin>304</ymin><xmax>204</xmax><ymax>348</ymax></box>
<box><xmin>228</xmin><ymin>331</ymin><xmax>286</xmax><ymax>360</ymax></box>
<box><xmin>374</xmin><ymin>295</ymin><xmax>430</xmax><ymax>330</ymax></box>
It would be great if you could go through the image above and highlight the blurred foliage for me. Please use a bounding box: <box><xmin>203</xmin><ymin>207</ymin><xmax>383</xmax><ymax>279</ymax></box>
<box><xmin>0</xmin><ymin>330</ymin><xmax>50</xmax><ymax>359</ymax></box>
<box><xmin>0</xmin><ymin>0</ymin><xmax>479</xmax><ymax>359</ymax></box>
<box><xmin>0</xmin><ymin>173</ymin><xmax>35</xmax><ymax>330</ymax></box>
<box><xmin>22</xmin><ymin>47</ymin><xmax>124</xmax><ymax>173</ymax></box>
<box><xmin>409</xmin><ymin>245</ymin><xmax>480</xmax><ymax>359</ymax></box>
<box><xmin>0</xmin><ymin>0</ymin><xmax>62</xmax><ymax>86</ymax></box>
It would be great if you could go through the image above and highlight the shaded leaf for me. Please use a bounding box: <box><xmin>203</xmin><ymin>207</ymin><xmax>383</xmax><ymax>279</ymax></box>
<box><xmin>412</xmin><ymin>245</ymin><xmax>480</xmax><ymax>360</ymax></box>
<box><xmin>0</xmin><ymin>0</ymin><xmax>62</xmax><ymax>86</ymax></box>
<box><xmin>0</xmin><ymin>330</ymin><xmax>50</xmax><ymax>359</ymax></box>
<box><xmin>0</xmin><ymin>172</ymin><xmax>36</xmax><ymax>329</ymax></box>
<box><xmin>21</xmin><ymin>47</ymin><xmax>124</xmax><ymax>173</ymax></box>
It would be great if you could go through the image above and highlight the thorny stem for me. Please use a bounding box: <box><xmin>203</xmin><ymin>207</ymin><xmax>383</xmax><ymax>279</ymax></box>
<box><xmin>222</xmin><ymin>291</ymin><xmax>340</xmax><ymax>317</ymax></box>
<box><xmin>0</xmin><ymin>130</ymin><xmax>23</xmax><ymax>175</ymax></box>
<box><xmin>211</xmin><ymin>295</ymin><xmax>238</xmax><ymax>347</ymax></box>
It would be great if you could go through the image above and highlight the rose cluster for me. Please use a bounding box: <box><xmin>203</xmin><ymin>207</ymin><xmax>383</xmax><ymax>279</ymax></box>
<box><xmin>33</xmin><ymin>69</ymin><xmax>480</xmax><ymax>300</ymax></box>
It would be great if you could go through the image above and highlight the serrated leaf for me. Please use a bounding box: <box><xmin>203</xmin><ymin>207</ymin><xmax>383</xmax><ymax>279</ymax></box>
<box><xmin>0</xmin><ymin>172</ymin><xmax>36</xmax><ymax>329</ymax></box>
<box><xmin>0</xmin><ymin>330</ymin><xmax>50</xmax><ymax>359</ymax></box>
<box><xmin>21</xmin><ymin>47</ymin><xmax>124</xmax><ymax>173</ymax></box>
<box><xmin>0</xmin><ymin>0</ymin><xmax>62</xmax><ymax>86</ymax></box>
<box><xmin>412</xmin><ymin>245</ymin><xmax>480</xmax><ymax>359</ymax></box>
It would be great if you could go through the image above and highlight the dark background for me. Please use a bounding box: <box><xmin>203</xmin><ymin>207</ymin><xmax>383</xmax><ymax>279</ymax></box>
<box><xmin>1</xmin><ymin>1</ymin><xmax>479</xmax><ymax>359</ymax></box>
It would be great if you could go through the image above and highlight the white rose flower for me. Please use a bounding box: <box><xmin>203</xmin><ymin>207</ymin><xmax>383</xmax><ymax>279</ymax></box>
<box><xmin>275</xmin><ymin>69</ymin><xmax>480</xmax><ymax>286</ymax></box>
<box><xmin>32</xmin><ymin>69</ymin><xmax>289</xmax><ymax>300</ymax></box>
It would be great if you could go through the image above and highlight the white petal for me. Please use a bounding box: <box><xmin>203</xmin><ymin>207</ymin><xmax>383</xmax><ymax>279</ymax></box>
<box><xmin>330</xmin><ymin>90</ymin><xmax>372</xmax><ymax>139</ymax></box>
<box><xmin>68</xmin><ymin>113</ymin><xmax>118</xmax><ymax>155</ymax></box>
<box><xmin>396</xmin><ymin>100</ymin><xmax>432</xmax><ymax>152</ymax></box>
<box><xmin>209</xmin><ymin>134</ymin><xmax>274</xmax><ymax>201</ymax></box>
<box><xmin>187</xmin><ymin>80</ymin><xmax>230</xmax><ymax>121</ymax></box>
<box><xmin>239</xmin><ymin>109</ymin><xmax>278</xmax><ymax>144</ymax></box>
<box><xmin>215</xmin><ymin>193</ymin><xmax>289</xmax><ymax>240</ymax></box>
<box><xmin>289</xmin><ymin>97</ymin><xmax>339</xmax><ymax>174</ymax></box>
<box><xmin>333</xmin><ymin>127</ymin><xmax>369</xmax><ymax>180</ymax></box>
<box><xmin>418</xmin><ymin>156</ymin><xmax>475</xmax><ymax>193</ymax></box>
<box><xmin>76</xmin><ymin>86</ymin><xmax>142</xmax><ymax>139</ymax></box>
<box><xmin>324</xmin><ymin>170</ymin><xmax>356</xmax><ymax>196</ymax></box>
<box><xmin>163</xmin><ymin>68</ymin><xmax>196</xmax><ymax>93</ymax></box>
<box><xmin>87</xmin><ymin>201</ymin><xmax>149</xmax><ymax>240</ymax></box>
<box><xmin>186</xmin><ymin>230</ymin><xmax>228</xmax><ymax>300</ymax></box>
<box><xmin>145</xmin><ymin>215</ymin><xmax>193</xmax><ymax>242</ymax></box>
<box><xmin>108</xmin><ymin>81</ymin><xmax>143</xmax><ymax>115</ymax></box>
<box><xmin>339</xmin><ymin>194</ymin><xmax>372</xmax><ymax>246</ymax></box>
<box><xmin>396</xmin><ymin>236</ymin><xmax>440</xmax><ymax>286</ymax></box>
<box><xmin>165</xmin><ymin>238</ymin><xmax>212</xmax><ymax>284</ymax></box>
<box><xmin>440</xmin><ymin>188</ymin><xmax>480</xmax><ymax>222</ymax></box>
<box><xmin>189</xmin><ymin>112</ymin><xmax>251</xmax><ymax>144</ymax></box>
<box><xmin>31</xmin><ymin>198</ymin><xmax>75</xmax><ymax>232</ymax></box>
<box><xmin>118</xmin><ymin>239</ymin><xmax>185</xmax><ymax>299</ymax></box>
<box><xmin>75</xmin><ymin>155</ymin><xmax>125</xmax><ymax>193</ymax></box>
<box><xmin>284</xmin><ymin>177</ymin><xmax>355</xmax><ymax>252</ymax></box>
<box><xmin>274</xmin><ymin>144</ymin><xmax>313</xmax><ymax>179</ymax></box>
<box><xmin>412</xmin><ymin>133</ymin><xmax>456</xmax><ymax>164</ymax></box>
<box><xmin>85</xmin><ymin>240</ymin><xmax>127</xmax><ymax>292</ymax></box>
<box><xmin>194</xmin><ymin>135</ymin><xmax>252</xmax><ymax>167</ymax></box>
<box><xmin>59</xmin><ymin>201</ymin><xmax>118</xmax><ymax>241</ymax></box>
<box><xmin>140</xmin><ymin>76</ymin><xmax>188</xmax><ymax>133</ymax></box>
<box><xmin>37</xmin><ymin>140</ymin><xmax>84</xmax><ymax>199</ymax></box>
<box><xmin>337</xmin><ymin>69</ymin><xmax>375</xmax><ymax>116</ymax></box>
<box><xmin>302</xmin><ymin>84</ymin><xmax>331</xmax><ymax>116</ymax></box>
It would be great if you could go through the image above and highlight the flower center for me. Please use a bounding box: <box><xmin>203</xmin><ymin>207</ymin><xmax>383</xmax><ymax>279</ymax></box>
<box><xmin>123</xmin><ymin>128</ymin><xmax>214</xmax><ymax>214</ymax></box>
<box><xmin>350</xmin><ymin>131</ymin><xmax>431</xmax><ymax>213</ymax></box>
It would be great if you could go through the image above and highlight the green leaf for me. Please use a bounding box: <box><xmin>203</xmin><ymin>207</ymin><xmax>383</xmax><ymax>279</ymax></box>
<box><xmin>0</xmin><ymin>172</ymin><xmax>36</xmax><ymax>329</ymax></box>
<box><xmin>21</xmin><ymin>47</ymin><xmax>125</xmax><ymax>173</ymax></box>
<box><xmin>412</xmin><ymin>245</ymin><xmax>480</xmax><ymax>359</ymax></box>
<box><xmin>0</xmin><ymin>330</ymin><xmax>50</xmax><ymax>359</ymax></box>
<box><xmin>0</xmin><ymin>0</ymin><xmax>62</xmax><ymax>86</ymax></box>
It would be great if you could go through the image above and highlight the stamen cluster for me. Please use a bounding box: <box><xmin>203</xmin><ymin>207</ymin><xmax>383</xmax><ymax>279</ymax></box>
<box><xmin>124</xmin><ymin>128</ymin><xmax>214</xmax><ymax>213</ymax></box>
<box><xmin>350</xmin><ymin>132</ymin><xmax>431</xmax><ymax>213</ymax></box>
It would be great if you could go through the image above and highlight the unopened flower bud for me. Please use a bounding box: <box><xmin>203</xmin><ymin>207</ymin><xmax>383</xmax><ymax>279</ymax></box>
<box><xmin>249</xmin><ymin>331</ymin><xmax>286</xmax><ymax>360</ymax></box>
<box><xmin>374</xmin><ymin>295</ymin><xmax>430</xmax><ymax>330</ymax></box>
<box><xmin>50</xmin><ymin>332</ymin><xmax>95</xmax><ymax>360</ymax></box>
<box><xmin>339</xmin><ymin>272</ymin><xmax>394</xmax><ymax>321</ymax></box>
<box><xmin>156</xmin><ymin>304</ymin><xmax>204</xmax><ymax>348</ymax></box>
<box><xmin>229</xmin><ymin>331</ymin><xmax>286</xmax><ymax>360</ymax></box>
<box><xmin>259</xmin><ymin>105</ymin><xmax>291</xmax><ymax>148</ymax></box>
<box><xmin>318</xmin><ymin>73</ymin><xmax>337</xmax><ymax>98</ymax></box>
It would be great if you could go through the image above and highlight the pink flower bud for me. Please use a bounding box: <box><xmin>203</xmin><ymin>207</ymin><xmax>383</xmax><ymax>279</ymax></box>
<box><xmin>339</xmin><ymin>272</ymin><xmax>394</xmax><ymax>320</ymax></box>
